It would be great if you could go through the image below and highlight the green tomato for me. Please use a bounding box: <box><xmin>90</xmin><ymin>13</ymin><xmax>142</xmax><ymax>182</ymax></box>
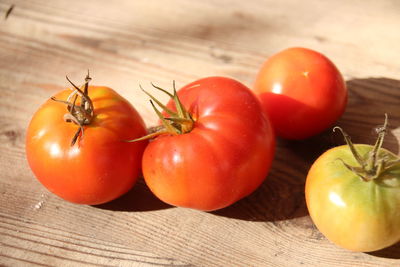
<box><xmin>306</xmin><ymin>117</ymin><xmax>400</xmax><ymax>252</ymax></box>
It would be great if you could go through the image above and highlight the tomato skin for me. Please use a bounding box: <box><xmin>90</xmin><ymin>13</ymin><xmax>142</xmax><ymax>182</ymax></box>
<box><xmin>254</xmin><ymin>47</ymin><xmax>347</xmax><ymax>139</ymax></box>
<box><xmin>142</xmin><ymin>77</ymin><xmax>275</xmax><ymax>211</ymax></box>
<box><xmin>26</xmin><ymin>86</ymin><xmax>147</xmax><ymax>205</ymax></box>
<box><xmin>306</xmin><ymin>144</ymin><xmax>400</xmax><ymax>252</ymax></box>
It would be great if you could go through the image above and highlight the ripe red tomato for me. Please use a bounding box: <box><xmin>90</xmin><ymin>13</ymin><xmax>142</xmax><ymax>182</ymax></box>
<box><xmin>141</xmin><ymin>77</ymin><xmax>275</xmax><ymax>211</ymax></box>
<box><xmin>26</xmin><ymin>79</ymin><xmax>147</xmax><ymax>205</ymax></box>
<box><xmin>254</xmin><ymin>47</ymin><xmax>347</xmax><ymax>139</ymax></box>
<box><xmin>306</xmin><ymin>121</ymin><xmax>400</xmax><ymax>252</ymax></box>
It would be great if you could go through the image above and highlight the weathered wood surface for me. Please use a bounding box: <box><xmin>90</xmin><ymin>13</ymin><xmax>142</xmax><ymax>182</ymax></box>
<box><xmin>1</xmin><ymin>0</ymin><xmax>400</xmax><ymax>266</ymax></box>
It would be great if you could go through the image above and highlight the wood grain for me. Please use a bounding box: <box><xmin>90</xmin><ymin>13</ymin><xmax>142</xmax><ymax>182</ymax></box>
<box><xmin>0</xmin><ymin>212</ymin><xmax>190</xmax><ymax>266</ymax></box>
<box><xmin>1</xmin><ymin>0</ymin><xmax>400</xmax><ymax>266</ymax></box>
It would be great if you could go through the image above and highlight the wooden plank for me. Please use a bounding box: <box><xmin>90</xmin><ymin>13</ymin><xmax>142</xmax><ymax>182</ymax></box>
<box><xmin>1</xmin><ymin>0</ymin><xmax>400</xmax><ymax>266</ymax></box>
<box><xmin>0</xmin><ymin>212</ymin><xmax>189</xmax><ymax>266</ymax></box>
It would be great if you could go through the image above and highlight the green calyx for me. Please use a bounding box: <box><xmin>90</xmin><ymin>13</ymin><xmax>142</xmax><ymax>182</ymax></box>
<box><xmin>128</xmin><ymin>82</ymin><xmax>194</xmax><ymax>142</ymax></box>
<box><xmin>334</xmin><ymin>114</ymin><xmax>400</xmax><ymax>182</ymax></box>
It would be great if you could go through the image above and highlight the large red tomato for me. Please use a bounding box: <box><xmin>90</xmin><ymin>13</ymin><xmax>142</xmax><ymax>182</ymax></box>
<box><xmin>26</xmin><ymin>77</ymin><xmax>147</xmax><ymax>205</ymax></box>
<box><xmin>141</xmin><ymin>77</ymin><xmax>275</xmax><ymax>211</ymax></box>
<box><xmin>254</xmin><ymin>47</ymin><xmax>347</xmax><ymax>139</ymax></box>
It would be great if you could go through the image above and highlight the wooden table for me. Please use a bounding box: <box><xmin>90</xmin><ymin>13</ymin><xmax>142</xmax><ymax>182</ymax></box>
<box><xmin>1</xmin><ymin>0</ymin><xmax>400</xmax><ymax>266</ymax></box>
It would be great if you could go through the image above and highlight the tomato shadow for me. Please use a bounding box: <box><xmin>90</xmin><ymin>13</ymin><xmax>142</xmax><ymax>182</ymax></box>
<box><xmin>211</xmin><ymin>132</ymin><xmax>334</xmax><ymax>222</ymax></box>
<box><xmin>213</xmin><ymin>77</ymin><xmax>400</xmax><ymax>222</ymax></box>
<box><xmin>93</xmin><ymin>178</ymin><xmax>172</xmax><ymax>212</ymax></box>
<box><xmin>367</xmin><ymin>242</ymin><xmax>400</xmax><ymax>259</ymax></box>
<box><xmin>336</xmin><ymin>77</ymin><xmax>400</xmax><ymax>154</ymax></box>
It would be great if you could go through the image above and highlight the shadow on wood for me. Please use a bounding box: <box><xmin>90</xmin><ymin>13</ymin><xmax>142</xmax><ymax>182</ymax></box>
<box><xmin>93</xmin><ymin>178</ymin><xmax>171</xmax><ymax>212</ymax></box>
<box><xmin>367</xmin><ymin>242</ymin><xmax>400</xmax><ymax>259</ymax></box>
<box><xmin>339</xmin><ymin>77</ymin><xmax>400</xmax><ymax>154</ymax></box>
<box><xmin>212</xmin><ymin>131</ymin><xmax>333</xmax><ymax>222</ymax></box>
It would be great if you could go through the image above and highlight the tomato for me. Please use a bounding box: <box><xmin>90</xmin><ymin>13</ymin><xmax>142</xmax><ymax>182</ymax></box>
<box><xmin>140</xmin><ymin>77</ymin><xmax>275</xmax><ymax>211</ymax></box>
<box><xmin>26</xmin><ymin>76</ymin><xmax>147</xmax><ymax>205</ymax></box>
<box><xmin>305</xmin><ymin>120</ymin><xmax>400</xmax><ymax>252</ymax></box>
<box><xmin>254</xmin><ymin>47</ymin><xmax>347</xmax><ymax>139</ymax></box>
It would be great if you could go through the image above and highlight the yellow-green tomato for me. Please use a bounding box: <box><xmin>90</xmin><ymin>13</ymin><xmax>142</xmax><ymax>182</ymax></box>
<box><xmin>306</xmin><ymin>144</ymin><xmax>400</xmax><ymax>252</ymax></box>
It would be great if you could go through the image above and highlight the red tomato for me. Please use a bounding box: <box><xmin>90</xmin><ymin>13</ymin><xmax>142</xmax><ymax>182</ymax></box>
<box><xmin>26</xmin><ymin>83</ymin><xmax>147</xmax><ymax>205</ymax></box>
<box><xmin>254</xmin><ymin>47</ymin><xmax>347</xmax><ymax>139</ymax></box>
<box><xmin>141</xmin><ymin>77</ymin><xmax>275</xmax><ymax>211</ymax></box>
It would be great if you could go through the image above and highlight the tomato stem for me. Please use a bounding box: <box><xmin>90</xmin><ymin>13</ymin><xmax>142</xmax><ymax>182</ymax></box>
<box><xmin>334</xmin><ymin>114</ymin><xmax>394</xmax><ymax>182</ymax></box>
<box><xmin>369</xmin><ymin>114</ymin><xmax>388</xmax><ymax>171</ymax></box>
<box><xmin>126</xmin><ymin>82</ymin><xmax>195</xmax><ymax>142</ymax></box>
<box><xmin>51</xmin><ymin>72</ymin><xmax>94</xmax><ymax>146</ymax></box>
<box><xmin>333</xmin><ymin>126</ymin><xmax>366</xmax><ymax>169</ymax></box>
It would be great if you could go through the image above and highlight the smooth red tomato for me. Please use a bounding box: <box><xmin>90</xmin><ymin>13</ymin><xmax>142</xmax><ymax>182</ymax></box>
<box><xmin>26</xmin><ymin>85</ymin><xmax>147</xmax><ymax>205</ymax></box>
<box><xmin>141</xmin><ymin>77</ymin><xmax>275</xmax><ymax>211</ymax></box>
<box><xmin>254</xmin><ymin>47</ymin><xmax>347</xmax><ymax>139</ymax></box>
<box><xmin>306</xmin><ymin>123</ymin><xmax>400</xmax><ymax>252</ymax></box>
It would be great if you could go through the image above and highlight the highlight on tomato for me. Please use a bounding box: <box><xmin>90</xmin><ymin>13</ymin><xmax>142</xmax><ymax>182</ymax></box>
<box><xmin>26</xmin><ymin>73</ymin><xmax>147</xmax><ymax>205</ymax></box>
<box><xmin>131</xmin><ymin>77</ymin><xmax>275</xmax><ymax>211</ymax></box>
<box><xmin>254</xmin><ymin>47</ymin><xmax>347</xmax><ymax>140</ymax></box>
<box><xmin>305</xmin><ymin>115</ymin><xmax>400</xmax><ymax>252</ymax></box>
